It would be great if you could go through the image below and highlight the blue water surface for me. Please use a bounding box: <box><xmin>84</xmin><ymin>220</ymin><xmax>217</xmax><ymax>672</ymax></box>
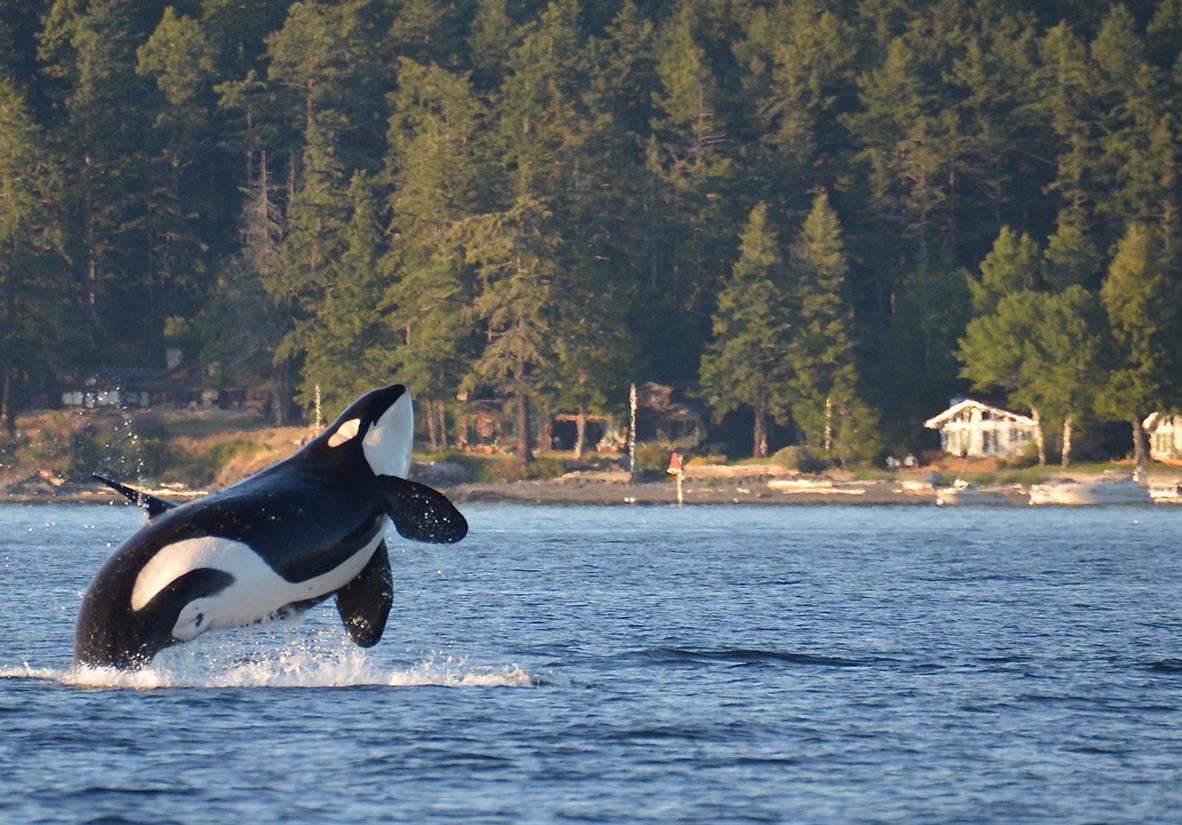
<box><xmin>2</xmin><ymin>502</ymin><xmax>1181</xmax><ymax>823</ymax></box>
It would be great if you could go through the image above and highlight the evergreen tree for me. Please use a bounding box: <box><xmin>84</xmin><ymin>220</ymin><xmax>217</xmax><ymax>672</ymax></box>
<box><xmin>700</xmin><ymin>203</ymin><xmax>789</xmax><ymax>457</ymax></box>
<box><xmin>379</xmin><ymin>59</ymin><xmax>488</xmax><ymax>448</ymax></box>
<box><xmin>740</xmin><ymin>0</ymin><xmax>853</xmax><ymax>215</ymax></box>
<box><xmin>960</xmin><ymin>220</ymin><xmax>1109</xmax><ymax>466</ymax></box>
<box><xmin>387</xmin><ymin>0</ymin><xmax>469</xmax><ymax>67</ymax></box>
<box><xmin>459</xmin><ymin>197</ymin><xmax>561</xmax><ymax>463</ymax></box>
<box><xmin>0</xmin><ymin>77</ymin><xmax>66</xmax><ymax>432</ymax></box>
<box><xmin>968</xmin><ymin>226</ymin><xmax>1040</xmax><ymax>314</ymax></box>
<box><xmin>880</xmin><ymin>254</ymin><xmax>972</xmax><ymax>444</ymax></box>
<box><xmin>468</xmin><ymin>0</ymin><xmax>515</xmax><ymax>84</ymax></box>
<box><xmin>1043</xmin><ymin>210</ymin><xmax>1102</xmax><ymax>291</ymax></box>
<box><xmin>786</xmin><ymin>193</ymin><xmax>878</xmax><ymax>461</ymax></box>
<box><xmin>297</xmin><ymin>172</ymin><xmax>387</xmax><ymax>413</ymax></box>
<box><xmin>198</xmin><ymin>152</ymin><xmax>291</xmax><ymax>424</ymax></box>
<box><xmin>136</xmin><ymin>8</ymin><xmax>222</xmax><ymax>359</ymax></box>
<box><xmin>1032</xmin><ymin>21</ymin><xmax>1102</xmax><ymax>226</ymax></box>
<box><xmin>958</xmin><ymin>286</ymin><xmax>1102</xmax><ymax>465</ymax></box>
<box><xmin>1097</xmin><ymin>222</ymin><xmax>1180</xmax><ymax>467</ymax></box>
<box><xmin>644</xmin><ymin>2</ymin><xmax>736</xmax><ymax>380</ymax></box>
<box><xmin>37</xmin><ymin>0</ymin><xmax>157</xmax><ymax>358</ymax></box>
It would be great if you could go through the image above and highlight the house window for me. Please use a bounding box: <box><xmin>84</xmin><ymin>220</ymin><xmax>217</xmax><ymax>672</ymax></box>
<box><xmin>983</xmin><ymin>429</ymin><xmax>997</xmax><ymax>454</ymax></box>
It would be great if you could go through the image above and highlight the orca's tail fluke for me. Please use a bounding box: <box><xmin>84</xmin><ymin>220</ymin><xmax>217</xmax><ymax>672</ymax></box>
<box><xmin>92</xmin><ymin>473</ymin><xmax>176</xmax><ymax>518</ymax></box>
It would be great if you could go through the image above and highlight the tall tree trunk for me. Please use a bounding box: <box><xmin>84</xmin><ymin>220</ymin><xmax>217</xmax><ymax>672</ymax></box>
<box><xmin>436</xmin><ymin>402</ymin><xmax>448</xmax><ymax>450</ymax></box>
<box><xmin>753</xmin><ymin>401</ymin><xmax>768</xmax><ymax>458</ymax></box>
<box><xmin>1061</xmin><ymin>413</ymin><xmax>1073</xmax><ymax>467</ymax></box>
<box><xmin>574</xmin><ymin>410</ymin><xmax>587</xmax><ymax>458</ymax></box>
<box><xmin>1132</xmin><ymin>416</ymin><xmax>1147</xmax><ymax>471</ymax></box>
<box><xmin>272</xmin><ymin>364</ymin><xmax>294</xmax><ymax>426</ymax></box>
<box><xmin>425</xmin><ymin>404</ymin><xmax>438</xmax><ymax>452</ymax></box>
<box><xmin>1032</xmin><ymin>408</ymin><xmax>1047</xmax><ymax>466</ymax></box>
<box><xmin>1</xmin><ymin>364</ymin><xmax>13</xmax><ymax>435</ymax></box>
<box><xmin>823</xmin><ymin>394</ymin><xmax>832</xmax><ymax>453</ymax></box>
<box><xmin>1</xmin><ymin>273</ymin><xmax>12</xmax><ymax>434</ymax></box>
<box><xmin>517</xmin><ymin>393</ymin><xmax>532</xmax><ymax>464</ymax></box>
<box><xmin>538</xmin><ymin>406</ymin><xmax>553</xmax><ymax>454</ymax></box>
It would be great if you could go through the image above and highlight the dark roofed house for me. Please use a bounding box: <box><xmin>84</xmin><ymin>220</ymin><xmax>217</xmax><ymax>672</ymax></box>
<box><xmin>61</xmin><ymin>359</ymin><xmax>208</xmax><ymax>410</ymax></box>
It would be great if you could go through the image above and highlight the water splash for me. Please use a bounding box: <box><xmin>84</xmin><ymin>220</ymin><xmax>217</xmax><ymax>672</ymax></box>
<box><xmin>0</xmin><ymin>640</ymin><xmax>536</xmax><ymax>690</ymax></box>
<box><xmin>112</xmin><ymin>395</ymin><xmax>145</xmax><ymax>483</ymax></box>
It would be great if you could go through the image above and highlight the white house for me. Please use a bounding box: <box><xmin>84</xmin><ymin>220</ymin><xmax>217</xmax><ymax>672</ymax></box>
<box><xmin>924</xmin><ymin>399</ymin><xmax>1037</xmax><ymax>458</ymax></box>
<box><xmin>1143</xmin><ymin>413</ymin><xmax>1182</xmax><ymax>462</ymax></box>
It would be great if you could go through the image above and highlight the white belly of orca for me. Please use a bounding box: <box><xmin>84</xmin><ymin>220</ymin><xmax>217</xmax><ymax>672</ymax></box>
<box><xmin>131</xmin><ymin>533</ymin><xmax>384</xmax><ymax>641</ymax></box>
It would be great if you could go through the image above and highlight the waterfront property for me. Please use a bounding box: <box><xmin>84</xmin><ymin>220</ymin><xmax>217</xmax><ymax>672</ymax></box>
<box><xmin>924</xmin><ymin>399</ymin><xmax>1037</xmax><ymax>458</ymax></box>
<box><xmin>1144</xmin><ymin>413</ymin><xmax>1182</xmax><ymax>462</ymax></box>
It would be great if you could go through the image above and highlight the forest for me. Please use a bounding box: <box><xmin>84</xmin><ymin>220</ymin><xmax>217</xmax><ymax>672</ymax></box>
<box><xmin>0</xmin><ymin>0</ymin><xmax>1180</xmax><ymax>465</ymax></box>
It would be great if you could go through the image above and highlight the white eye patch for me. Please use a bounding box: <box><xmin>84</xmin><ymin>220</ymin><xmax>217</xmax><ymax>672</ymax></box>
<box><xmin>327</xmin><ymin>418</ymin><xmax>362</xmax><ymax>448</ymax></box>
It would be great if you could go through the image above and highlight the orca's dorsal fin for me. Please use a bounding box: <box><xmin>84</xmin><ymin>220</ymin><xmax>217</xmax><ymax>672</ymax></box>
<box><xmin>92</xmin><ymin>473</ymin><xmax>176</xmax><ymax>518</ymax></box>
<box><xmin>380</xmin><ymin>476</ymin><xmax>468</xmax><ymax>544</ymax></box>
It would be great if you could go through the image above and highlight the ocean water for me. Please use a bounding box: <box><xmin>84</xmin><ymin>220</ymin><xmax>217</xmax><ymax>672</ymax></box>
<box><xmin>2</xmin><ymin>502</ymin><xmax>1182</xmax><ymax>823</ymax></box>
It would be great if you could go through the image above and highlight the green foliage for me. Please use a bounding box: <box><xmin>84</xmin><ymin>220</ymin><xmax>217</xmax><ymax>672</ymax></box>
<box><xmin>4</xmin><ymin>0</ymin><xmax>1182</xmax><ymax>469</ymax></box>
<box><xmin>700</xmin><ymin>202</ymin><xmax>789</xmax><ymax>457</ymax></box>
<box><xmin>771</xmin><ymin>445</ymin><xmax>828</xmax><ymax>474</ymax></box>
<box><xmin>969</xmin><ymin>227</ymin><xmax>1040</xmax><ymax>314</ymax></box>
<box><xmin>521</xmin><ymin>455</ymin><xmax>573</xmax><ymax>480</ymax></box>
<box><xmin>784</xmin><ymin>193</ymin><xmax>881</xmax><ymax>461</ymax></box>
<box><xmin>1096</xmin><ymin>222</ymin><xmax>1181</xmax><ymax>456</ymax></box>
<box><xmin>633</xmin><ymin>442</ymin><xmax>674</xmax><ymax>475</ymax></box>
<box><xmin>879</xmin><ymin>254</ymin><xmax>972</xmax><ymax>438</ymax></box>
<box><xmin>0</xmin><ymin>76</ymin><xmax>67</xmax><ymax>429</ymax></box>
<box><xmin>959</xmin><ymin>278</ymin><xmax>1104</xmax><ymax>464</ymax></box>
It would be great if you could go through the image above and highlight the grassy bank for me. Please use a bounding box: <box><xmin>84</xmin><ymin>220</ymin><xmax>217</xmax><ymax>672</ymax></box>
<box><xmin>0</xmin><ymin>408</ymin><xmax>631</xmax><ymax>496</ymax></box>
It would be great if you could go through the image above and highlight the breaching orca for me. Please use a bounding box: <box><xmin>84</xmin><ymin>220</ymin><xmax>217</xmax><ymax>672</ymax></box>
<box><xmin>75</xmin><ymin>384</ymin><xmax>467</xmax><ymax>670</ymax></box>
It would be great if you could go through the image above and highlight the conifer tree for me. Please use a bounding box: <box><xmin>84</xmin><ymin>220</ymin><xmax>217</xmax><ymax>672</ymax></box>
<box><xmin>136</xmin><ymin>8</ymin><xmax>221</xmax><ymax>358</ymax></box>
<box><xmin>379</xmin><ymin>59</ymin><xmax>488</xmax><ymax>448</ymax></box>
<box><xmin>700</xmin><ymin>203</ymin><xmax>788</xmax><ymax>457</ymax></box>
<box><xmin>468</xmin><ymin>0</ymin><xmax>515</xmax><ymax>84</ymax></box>
<box><xmin>786</xmin><ymin>193</ymin><xmax>878</xmax><ymax>460</ymax></box>
<box><xmin>959</xmin><ymin>286</ymin><xmax>1102</xmax><ymax>466</ymax></box>
<box><xmin>1043</xmin><ymin>211</ymin><xmax>1102</xmax><ymax>291</ymax></box>
<box><xmin>37</xmin><ymin>0</ymin><xmax>156</xmax><ymax>355</ymax></box>
<box><xmin>297</xmin><ymin>172</ymin><xmax>386</xmax><ymax>413</ymax></box>
<box><xmin>1097</xmin><ymin>222</ymin><xmax>1180</xmax><ymax>468</ymax></box>
<box><xmin>645</xmin><ymin>2</ymin><xmax>736</xmax><ymax>378</ymax></box>
<box><xmin>0</xmin><ymin>77</ymin><xmax>65</xmax><ymax>432</ymax></box>
<box><xmin>880</xmin><ymin>254</ymin><xmax>972</xmax><ymax>441</ymax></box>
<box><xmin>198</xmin><ymin>152</ymin><xmax>290</xmax><ymax>423</ymax></box>
<box><xmin>459</xmin><ymin>197</ymin><xmax>561</xmax><ymax>463</ymax></box>
<box><xmin>968</xmin><ymin>226</ymin><xmax>1040</xmax><ymax>314</ymax></box>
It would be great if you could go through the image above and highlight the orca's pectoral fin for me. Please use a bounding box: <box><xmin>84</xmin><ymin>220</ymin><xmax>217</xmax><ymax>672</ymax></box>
<box><xmin>92</xmin><ymin>473</ymin><xmax>176</xmax><ymax>518</ymax></box>
<box><xmin>335</xmin><ymin>541</ymin><xmax>393</xmax><ymax>647</ymax></box>
<box><xmin>381</xmin><ymin>476</ymin><xmax>468</xmax><ymax>544</ymax></box>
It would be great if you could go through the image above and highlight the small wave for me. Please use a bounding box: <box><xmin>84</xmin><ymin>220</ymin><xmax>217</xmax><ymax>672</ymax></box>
<box><xmin>1</xmin><ymin>649</ymin><xmax>537</xmax><ymax>690</ymax></box>
<box><xmin>634</xmin><ymin>646</ymin><xmax>868</xmax><ymax>668</ymax></box>
<box><xmin>1146</xmin><ymin>659</ymin><xmax>1182</xmax><ymax>674</ymax></box>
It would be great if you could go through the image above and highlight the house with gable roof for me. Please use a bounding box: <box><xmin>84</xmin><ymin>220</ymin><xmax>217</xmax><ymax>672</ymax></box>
<box><xmin>924</xmin><ymin>399</ymin><xmax>1038</xmax><ymax>458</ymax></box>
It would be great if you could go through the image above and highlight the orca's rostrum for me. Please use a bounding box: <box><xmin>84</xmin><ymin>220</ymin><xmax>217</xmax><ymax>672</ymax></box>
<box><xmin>75</xmin><ymin>384</ymin><xmax>467</xmax><ymax>670</ymax></box>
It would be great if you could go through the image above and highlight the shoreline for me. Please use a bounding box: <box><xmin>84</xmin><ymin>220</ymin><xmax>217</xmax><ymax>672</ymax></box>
<box><xmin>4</xmin><ymin>465</ymin><xmax>1179</xmax><ymax>509</ymax></box>
<box><xmin>0</xmin><ymin>476</ymin><xmax>937</xmax><ymax>507</ymax></box>
<box><xmin>0</xmin><ymin>478</ymin><xmax>1005</xmax><ymax>507</ymax></box>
